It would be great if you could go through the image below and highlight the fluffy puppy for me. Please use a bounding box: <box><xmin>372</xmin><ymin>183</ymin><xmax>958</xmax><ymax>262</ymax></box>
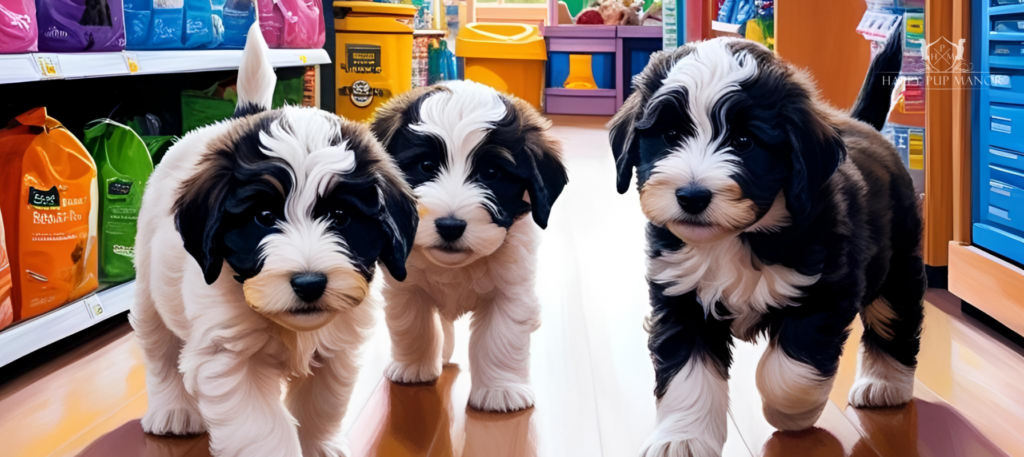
<box><xmin>370</xmin><ymin>80</ymin><xmax>568</xmax><ymax>412</ymax></box>
<box><xmin>130</xmin><ymin>26</ymin><xmax>417</xmax><ymax>457</ymax></box>
<box><xmin>608</xmin><ymin>38</ymin><xmax>925</xmax><ymax>456</ymax></box>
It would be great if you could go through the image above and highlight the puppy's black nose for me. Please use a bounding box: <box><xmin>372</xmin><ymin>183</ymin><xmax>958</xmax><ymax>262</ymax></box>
<box><xmin>291</xmin><ymin>272</ymin><xmax>327</xmax><ymax>303</ymax></box>
<box><xmin>435</xmin><ymin>217</ymin><xmax>467</xmax><ymax>242</ymax></box>
<box><xmin>676</xmin><ymin>186</ymin><xmax>713</xmax><ymax>214</ymax></box>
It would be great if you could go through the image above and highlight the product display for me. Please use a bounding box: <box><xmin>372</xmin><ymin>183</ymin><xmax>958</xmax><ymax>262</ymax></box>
<box><xmin>36</xmin><ymin>0</ymin><xmax>125</xmax><ymax>52</ymax></box>
<box><xmin>83</xmin><ymin>119</ymin><xmax>153</xmax><ymax>283</ymax></box>
<box><xmin>258</xmin><ymin>0</ymin><xmax>325</xmax><ymax>48</ymax></box>
<box><xmin>125</xmin><ymin>0</ymin><xmax>254</xmax><ymax>50</ymax></box>
<box><xmin>181</xmin><ymin>75</ymin><xmax>304</xmax><ymax>133</ymax></box>
<box><xmin>0</xmin><ymin>107</ymin><xmax>98</xmax><ymax>325</ymax></box>
<box><xmin>0</xmin><ymin>0</ymin><xmax>37</xmax><ymax>53</ymax></box>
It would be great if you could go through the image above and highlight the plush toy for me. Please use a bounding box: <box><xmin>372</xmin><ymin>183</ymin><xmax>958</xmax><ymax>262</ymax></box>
<box><xmin>575</xmin><ymin>0</ymin><xmax>639</xmax><ymax>25</ymax></box>
<box><xmin>640</xmin><ymin>0</ymin><xmax>662</xmax><ymax>26</ymax></box>
<box><xmin>575</xmin><ymin>8</ymin><xmax>605</xmax><ymax>24</ymax></box>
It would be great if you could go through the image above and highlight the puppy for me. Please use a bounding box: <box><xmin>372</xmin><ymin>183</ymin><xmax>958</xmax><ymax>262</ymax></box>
<box><xmin>130</xmin><ymin>26</ymin><xmax>417</xmax><ymax>457</ymax></box>
<box><xmin>609</xmin><ymin>38</ymin><xmax>924</xmax><ymax>456</ymax></box>
<box><xmin>369</xmin><ymin>81</ymin><xmax>568</xmax><ymax>412</ymax></box>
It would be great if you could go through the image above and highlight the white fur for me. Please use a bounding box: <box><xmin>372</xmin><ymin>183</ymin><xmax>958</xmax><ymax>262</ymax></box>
<box><xmin>649</xmin><ymin>237</ymin><xmax>819</xmax><ymax>340</ymax></box>
<box><xmin>383</xmin><ymin>81</ymin><xmax>542</xmax><ymax>412</ymax></box>
<box><xmin>132</xmin><ymin>59</ymin><xmax>378</xmax><ymax>456</ymax></box>
<box><xmin>848</xmin><ymin>344</ymin><xmax>915</xmax><ymax>408</ymax></box>
<box><xmin>641</xmin><ymin>357</ymin><xmax>729</xmax><ymax>457</ymax></box>
<box><xmin>236</xmin><ymin>24</ymin><xmax>277</xmax><ymax>111</ymax></box>
<box><xmin>756</xmin><ymin>343</ymin><xmax>834</xmax><ymax>431</ymax></box>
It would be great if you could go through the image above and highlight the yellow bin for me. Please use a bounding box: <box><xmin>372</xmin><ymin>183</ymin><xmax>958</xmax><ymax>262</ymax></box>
<box><xmin>456</xmin><ymin>23</ymin><xmax>547</xmax><ymax>110</ymax></box>
<box><xmin>334</xmin><ymin>1</ymin><xmax>416</xmax><ymax>122</ymax></box>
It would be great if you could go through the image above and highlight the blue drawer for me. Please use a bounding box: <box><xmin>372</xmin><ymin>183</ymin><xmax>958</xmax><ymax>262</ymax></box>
<box><xmin>989</xmin><ymin>104</ymin><xmax>1024</xmax><ymax>151</ymax></box>
<box><xmin>989</xmin><ymin>71</ymin><xmax>1024</xmax><ymax>104</ymax></box>
<box><xmin>988</xmin><ymin>145</ymin><xmax>1024</xmax><ymax>166</ymax></box>
<box><xmin>988</xmin><ymin>165</ymin><xmax>1024</xmax><ymax>232</ymax></box>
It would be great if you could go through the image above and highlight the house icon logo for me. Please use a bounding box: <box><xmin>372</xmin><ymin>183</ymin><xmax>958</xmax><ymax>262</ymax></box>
<box><xmin>913</xmin><ymin>37</ymin><xmax>971</xmax><ymax>73</ymax></box>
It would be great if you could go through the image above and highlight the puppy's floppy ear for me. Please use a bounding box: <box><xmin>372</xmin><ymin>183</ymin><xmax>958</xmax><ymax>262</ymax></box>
<box><xmin>374</xmin><ymin>166</ymin><xmax>419</xmax><ymax>281</ymax></box>
<box><xmin>234</xmin><ymin>24</ymin><xmax>277</xmax><ymax>118</ymax></box>
<box><xmin>508</xmin><ymin>98</ymin><xmax>568</xmax><ymax>229</ymax></box>
<box><xmin>608</xmin><ymin>46</ymin><xmax>691</xmax><ymax>194</ymax></box>
<box><xmin>174</xmin><ymin>162</ymin><xmax>232</xmax><ymax>285</ymax></box>
<box><xmin>782</xmin><ymin>91</ymin><xmax>846</xmax><ymax>225</ymax></box>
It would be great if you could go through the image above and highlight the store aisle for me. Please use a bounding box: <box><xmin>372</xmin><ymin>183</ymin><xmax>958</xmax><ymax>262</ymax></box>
<box><xmin>0</xmin><ymin>115</ymin><xmax>1022</xmax><ymax>457</ymax></box>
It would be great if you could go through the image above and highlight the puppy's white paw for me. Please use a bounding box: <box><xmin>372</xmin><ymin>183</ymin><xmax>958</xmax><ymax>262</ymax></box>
<box><xmin>468</xmin><ymin>383</ymin><xmax>535</xmax><ymax>413</ymax></box>
<box><xmin>142</xmin><ymin>405</ymin><xmax>205</xmax><ymax>435</ymax></box>
<box><xmin>848</xmin><ymin>376</ymin><xmax>913</xmax><ymax>408</ymax></box>
<box><xmin>302</xmin><ymin>439</ymin><xmax>349</xmax><ymax>457</ymax></box>
<box><xmin>640</xmin><ymin>437</ymin><xmax>721</xmax><ymax>457</ymax></box>
<box><xmin>384</xmin><ymin>360</ymin><xmax>441</xmax><ymax>384</ymax></box>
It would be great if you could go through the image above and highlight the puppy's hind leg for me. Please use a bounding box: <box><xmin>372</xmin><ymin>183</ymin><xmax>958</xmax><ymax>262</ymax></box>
<box><xmin>850</xmin><ymin>250</ymin><xmax>925</xmax><ymax>408</ymax></box>
<box><xmin>384</xmin><ymin>288</ymin><xmax>443</xmax><ymax>383</ymax></box>
<box><xmin>641</xmin><ymin>289</ymin><xmax>732</xmax><ymax>457</ymax></box>
<box><xmin>467</xmin><ymin>294</ymin><xmax>540</xmax><ymax>413</ymax></box>
<box><xmin>130</xmin><ymin>289</ymin><xmax>204</xmax><ymax>435</ymax></box>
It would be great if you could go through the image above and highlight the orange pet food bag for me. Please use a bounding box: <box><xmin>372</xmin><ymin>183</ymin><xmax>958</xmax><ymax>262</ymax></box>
<box><xmin>0</xmin><ymin>107</ymin><xmax>98</xmax><ymax>323</ymax></box>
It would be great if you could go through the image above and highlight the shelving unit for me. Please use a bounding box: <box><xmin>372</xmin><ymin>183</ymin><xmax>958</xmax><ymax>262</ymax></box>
<box><xmin>0</xmin><ymin>48</ymin><xmax>331</xmax><ymax>85</ymax></box>
<box><xmin>0</xmin><ymin>281</ymin><xmax>135</xmax><ymax>367</ymax></box>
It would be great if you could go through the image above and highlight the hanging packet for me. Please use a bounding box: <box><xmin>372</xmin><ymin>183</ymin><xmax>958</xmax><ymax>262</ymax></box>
<box><xmin>36</xmin><ymin>0</ymin><xmax>126</xmax><ymax>52</ymax></box>
<box><xmin>0</xmin><ymin>0</ymin><xmax>37</xmax><ymax>53</ymax></box>
<box><xmin>0</xmin><ymin>107</ymin><xmax>98</xmax><ymax>323</ymax></box>
<box><xmin>83</xmin><ymin>119</ymin><xmax>153</xmax><ymax>283</ymax></box>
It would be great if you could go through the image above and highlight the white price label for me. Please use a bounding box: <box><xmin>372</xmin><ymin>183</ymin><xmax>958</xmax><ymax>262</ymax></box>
<box><xmin>123</xmin><ymin>52</ymin><xmax>141</xmax><ymax>74</ymax></box>
<box><xmin>84</xmin><ymin>295</ymin><xmax>105</xmax><ymax>319</ymax></box>
<box><xmin>32</xmin><ymin>54</ymin><xmax>63</xmax><ymax>79</ymax></box>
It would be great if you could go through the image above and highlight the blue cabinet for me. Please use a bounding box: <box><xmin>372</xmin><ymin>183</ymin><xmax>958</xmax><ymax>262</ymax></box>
<box><xmin>974</xmin><ymin>1</ymin><xmax>1024</xmax><ymax>266</ymax></box>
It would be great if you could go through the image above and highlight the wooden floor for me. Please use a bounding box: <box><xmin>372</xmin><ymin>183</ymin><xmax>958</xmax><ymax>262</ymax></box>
<box><xmin>2</xmin><ymin>115</ymin><xmax>1023</xmax><ymax>457</ymax></box>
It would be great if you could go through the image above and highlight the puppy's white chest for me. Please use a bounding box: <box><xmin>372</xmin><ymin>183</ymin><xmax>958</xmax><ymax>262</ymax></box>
<box><xmin>649</xmin><ymin>237</ymin><xmax>819</xmax><ymax>338</ymax></box>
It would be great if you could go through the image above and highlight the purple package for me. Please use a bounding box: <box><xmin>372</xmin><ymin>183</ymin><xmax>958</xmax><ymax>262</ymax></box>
<box><xmin>0</xmin><ymin>0</ymin><xmax>37</xmax><ymax>53</ymax></box>
<box><xmin>36</xmin><ymin>0</ymin><xmax>126</xmax><ymax>52</ymax></box>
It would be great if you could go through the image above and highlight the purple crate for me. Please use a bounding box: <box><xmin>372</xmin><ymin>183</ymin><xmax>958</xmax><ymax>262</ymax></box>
<box><xmin>544</xmin><ymin>88</ymin><xmax>618</xmax><ymax>115</ymax></box>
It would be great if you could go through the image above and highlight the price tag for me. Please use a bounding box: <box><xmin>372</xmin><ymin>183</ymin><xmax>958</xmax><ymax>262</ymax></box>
<box><xmin>32</xmin><ymin>54</ymin><xmax>63</xmax><ymax>79</ymax></box>
<box><xmin>123</xmin><ymin>52</ymin><xmax>140</xmax><ymax>74</ymax></box>
<box><xmin>84</xmin><ymin>295</ymin><xmax>105</xmax><ymax>319</ymax></box>
<box><xmin>299</xmin><ymin>55</ymin><xmax>308</xmax><ymax>64</ymax></box>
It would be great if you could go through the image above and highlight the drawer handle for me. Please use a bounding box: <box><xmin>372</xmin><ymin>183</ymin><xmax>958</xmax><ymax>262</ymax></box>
<box><xmin>991</xmin><ymin>149</ymin><xmax>1019</xmax><ymax>159</ymax></box>
<box><xmin>992</xmin><ymin>116</ymin><xmax>1012</xmax><ymax>122</ymax></box>
<box><xmin>991</xmin><ymin>186</ymin><xmax>1012</xmax><ymax>197</ymax></box>
<box><xmin>989</xmin><ymin>206</ymin><xmax>1011</xmax><ymax>220</ymax></box>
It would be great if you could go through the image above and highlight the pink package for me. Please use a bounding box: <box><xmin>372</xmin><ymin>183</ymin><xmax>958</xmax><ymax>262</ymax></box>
<box><xmin>258</xmin><ymin>0</ymin><xmax>325</xmax><ymax>49</ymax></box>
<box><xmin>0</xmin><ymin>0</ymin><xmax>37</xmax><ymax>53</ymax></box>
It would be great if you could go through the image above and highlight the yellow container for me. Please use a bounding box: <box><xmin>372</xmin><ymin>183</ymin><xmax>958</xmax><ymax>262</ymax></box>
<box><xmin>334</xmin><ymin>1</ymin><xmax>416</xmax><ymax>122</ymax></box>
<box><xmin>456</xmin><ymin>23</ymin><xmax>547</xmax><ymax>109</ymax></box>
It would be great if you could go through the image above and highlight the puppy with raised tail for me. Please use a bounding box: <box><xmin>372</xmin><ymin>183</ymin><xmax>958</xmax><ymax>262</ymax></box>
<box><xmin>370</xmin><ymin>81</ymin><xmax>568</xmax><ymax>412</ymax></box>
<box><xmin>130</xmin><ymin>25</ymin><xmax>418</xmax><ymax>457</ymax></box>
<box><xmin>609</xmin><ymin>37</ymin><xmax>924</xmax><ymax>456</ymax></box>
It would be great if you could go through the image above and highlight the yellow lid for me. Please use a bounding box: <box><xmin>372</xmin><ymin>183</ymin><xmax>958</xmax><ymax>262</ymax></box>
<box><xmin>456</xmin><ymin>22</ymin><xmax>547</xmax><ymax>61</ymax></box>
<box><xmin>334</xmin><ymin>1</ymin><xmax>416</xmax><ymax>33</ymax></box>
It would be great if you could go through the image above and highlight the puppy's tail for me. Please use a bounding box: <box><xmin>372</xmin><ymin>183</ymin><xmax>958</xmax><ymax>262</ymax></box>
<box><xmin>850</xmin><ymin>26</ymin><xmax>903</xmax><ymax>131</ymax></box>
<box><xmin>235</xmin><ymin>23</ymin><xmax>277</xmax><ymax>118</ymax></box>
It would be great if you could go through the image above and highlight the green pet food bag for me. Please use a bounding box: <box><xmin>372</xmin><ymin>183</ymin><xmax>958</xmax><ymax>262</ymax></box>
<box><xmin>83</xmin><ymin>120</ymin><xmax>154</xmax><ymax>283</ymax></box>
<box><xmin>142</xmin><ymin>135</ymin><xmax>176</xmax><ymax>166</ymax></box>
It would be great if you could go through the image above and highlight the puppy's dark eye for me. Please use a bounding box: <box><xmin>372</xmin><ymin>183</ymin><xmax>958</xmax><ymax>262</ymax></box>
<box><xmin>420</xmin><ymin>160</ymin><xmax>439</xmax><ymax>175</ymax></box>
<box><xmin>731</xmin><ymin>136</ymin><xmax>754</xmax><ymax>152</ymax></box>
<box><xmin>255</xmin><ymin>210</ymin><xmax>277</xmax><ymax>228</ymax></box>
<box><xmin>479</xmin><ymin>167</ymin><xmax>502</xmax><ymax>182</ymax></box>
<box><xmin>663</xmin><ymin>129</ymin><xmax>683</xmax><ymax>144</ymax></box>
<box><xmin>329</xmin><ymin>209</ymin><xmax>351</xmax><ymax>228</ymax></box>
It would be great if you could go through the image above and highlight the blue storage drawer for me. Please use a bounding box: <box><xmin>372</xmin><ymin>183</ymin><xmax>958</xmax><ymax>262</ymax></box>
<box><xmin>989</xmin><ymin>104</ymin><xmax>1024</xmax><ymax>151</ymax></box>
<box><xmin>988</xmin><ymin>165</ymin><xmax>1024</xmax><ymax>232</ymax></box>
<box><xmin>989</xmin><ymin>70</ymin><xmax>1024</xmax><ymax>104</ymax></box>
<box><xmin>988</xmin><ymin>146</ymin><xmax>1024</xmax><ymax>167</ymax></box>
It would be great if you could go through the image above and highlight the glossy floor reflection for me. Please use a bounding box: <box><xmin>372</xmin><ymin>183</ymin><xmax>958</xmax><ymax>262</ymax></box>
<box><xmin>0</xmin><ymin>115</ymin><xmax>1022</xmax><ymax>457</ymax></box>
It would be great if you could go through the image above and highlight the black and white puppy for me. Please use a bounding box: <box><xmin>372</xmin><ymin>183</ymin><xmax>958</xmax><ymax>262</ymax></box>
<box><xmin>609</xmin><ymin>38</ymin><xmax>925</xmax><ymax>456</ymax></box>
<box><xmin>370</xmin><ymin>80</ymin><xmax>568</xmax><ymax>412</ymax></box>
<box><xmin>130</xmin><ymin>26</ymin><xmax>417</xmax><ymax>457</ymax></box>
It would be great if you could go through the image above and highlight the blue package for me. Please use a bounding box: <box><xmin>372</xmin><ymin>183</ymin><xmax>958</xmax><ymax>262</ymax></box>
<box><xmin>125</xmin><ymin>0</ymin><xmax>243</xmax><ymax>49</ymax></box>
<box><xmin>221</xmin><ymin>0</ymin><xmax>254</xmax><ymax>48</ymax></box>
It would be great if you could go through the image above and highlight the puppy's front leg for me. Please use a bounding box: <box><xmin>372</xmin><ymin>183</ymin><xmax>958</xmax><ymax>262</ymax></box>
<box><xmin>642</xmin><ymin>289</ymin><xmax>733</xmax><ymax>457</ymax></box>
<box><xmin>287</xmin><ymin>351</ymin><xmax>360</xmax><ymax>457</ymax></box>
<box><xmin>384</xmin><ymin>287</ymin><xmax>443</xmax><ymax>383</ymax></box>
<box><xmin>182</xmin><ymin>337</ymin><xmax>301</xmax><ymax>457</ymax></box>
<box><xmin>468</xmin><ymin>293</ymin><xmax>540</xmax><ymax>413</ymax></box>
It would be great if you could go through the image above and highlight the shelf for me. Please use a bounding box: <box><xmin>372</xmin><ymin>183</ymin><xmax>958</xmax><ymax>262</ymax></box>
<box><xmin>990</xmin><ymin>4</ymin><xmax>1024</xmax><ymax>16</ymax></box>
<box><xmin>545</xmin><ymin>88</ymin><xmax>617</xmax><ymax>97</ymax></box>
<box><xmin>0</xmin><ymin>48</ymin><xmax>331</xmax><ymax>85</ymax></box>
<box><xmin>0</xmin><ymin>281</ymin><xmax>135</xmax><ymax>368</ymax></box>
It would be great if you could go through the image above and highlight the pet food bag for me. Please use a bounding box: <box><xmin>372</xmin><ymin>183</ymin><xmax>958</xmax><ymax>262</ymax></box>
<box><xmin>0</xmin><ymin>209</ymin><xmax>13</xmax><ymax>330</ymax></box>
<box><xmin>181</xmin><ymin>75</ymin><xmax>303</xmax><ymax>133</ymax></box>
<box><xmin>0</xmin><ymin>0</ymin><xmax>37</xmax><ymax>53</ymax></box>
<box><xmin>83</xmin><ymin>119</ymin><xmax>153</xmax><ymax>283</ymax></box>
<box><xmin>143</xmin><ymin>135</ymin><xmax>175</xmax><ymax>165</ymax></box>
<box><xmin>125</xmin><ymin>0</ymin><xmax>253</xmax><ymax>49</ymax></box>
<box><xmin>0</xmin><ymin>107</ymin><xmax>98</xmax><ymax>323</ymax></box>
<box><xmin>36</xmin><ymin>0</ymin><xmax>126</xmax><ymax>52</ymax></box>
<box><xmin>258</xmin><ymin>0</ymin><xmax>324</xmax><ymax>49</ymax></box>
